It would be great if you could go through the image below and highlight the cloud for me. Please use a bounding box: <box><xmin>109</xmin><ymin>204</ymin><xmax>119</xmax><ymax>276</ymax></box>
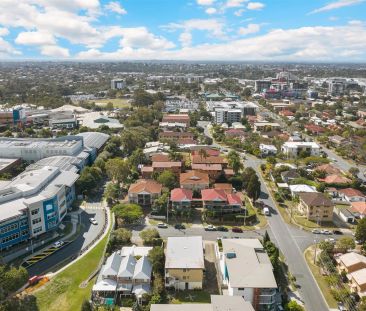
<box><xmin>247</xmin><ymin>2</ymin><xmax>265</xmax><ymax>10</ymax></box>
<box><xmin>76</xmin><ymin>23</ymin><xmax>366</xmax><ymax>62</ymax></box>
<box><xmin>234</xmin><ymin>9</ymin><xmax>245</xmax><ymax>16</ymax></box>
<box><xmin>163</xmin><ymin>18</ymin><xmax>225</xmax><ymax>37</ymax></box>
<box><xmin>105</xmin><ymin>1</ymin><xmax>127</xmax><ymax>15</ymax></box>
<box><xmin>0</xmin><ymin>37</ymin><xmax>20</xmax><ymax>57</ymax></box>
<box><xmin>197</xmin><ymin>0</ymin><xmax>215</xmax><ymax>5</ymax></box>
<box><xmin>41</xmin><ymin>45</ymin><xmax>70</xmax><ymax>57</ymax></box>
<box><xmin>179</xmin><ymin>32</ymin><xmax>192</xmax><ymax>47</ymax></box>
<box><xmin>205</xmin><ymin>7</ymin><xmax>217</xmax><ymax>14</ymax></box>
<box><xmin>0</xmin><ymin>28</ymin><xmax>9</xmax><ymax>36</ymax></box>
<box><xmin>226</xmin><ymin>0</ymin><xmax>248</xmax><ymax>8</ymax></box>
<box><xmin>310</xmin><ymin>0</ymin><xmax>365</xmax><ymax>14</ymax></box>
<box><xmin>15</xmin><ymin>31</ymin><xmax>56</xmax><ymax>45</ymax></box>
<box><xmin>238</xmin><ymin>23</ymin><xmax>261</xmax><ymax>35</ymax></box>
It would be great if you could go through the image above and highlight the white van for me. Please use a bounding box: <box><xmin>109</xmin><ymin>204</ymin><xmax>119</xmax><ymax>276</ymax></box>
<box><xmin>263</xmin><ymin>207</ymin><xmax>270</xmax><ymax>216</ymax></box>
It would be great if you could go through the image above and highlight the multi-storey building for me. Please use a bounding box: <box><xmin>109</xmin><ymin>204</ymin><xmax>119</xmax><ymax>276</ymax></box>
<box><xmin>111</xmin><ymin>79</ymin><xmax>125</xmax><ymax>90</ymax></box>
<box><xmin>281</xmin><ymin>141</ymin><xmax>320</xmax><ymax>158</ymax></box>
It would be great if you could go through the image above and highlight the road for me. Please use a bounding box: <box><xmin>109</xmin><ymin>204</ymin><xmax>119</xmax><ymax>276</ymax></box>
<box><xmin>27</xmin><ymin>207</ymin><xmax>106</xmax><ymax>277</ymax></box>
<box><xmin>198</xmin><ymin>121</ymin><xmax>329</xmax><ymax>311</ymax></box>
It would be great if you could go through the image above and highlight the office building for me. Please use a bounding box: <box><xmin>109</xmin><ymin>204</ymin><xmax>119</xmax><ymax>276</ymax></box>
<box><xmin>254</xmin><ymin>80</ymin><xmax>272</xmax><ymax>93</ymax></box>
<box><xmin>111</xmin><ymin>79</ymin><xmax>125</xmax><ymax>90</ymax></box>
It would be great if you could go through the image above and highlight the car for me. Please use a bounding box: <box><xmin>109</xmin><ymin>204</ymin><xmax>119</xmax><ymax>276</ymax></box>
<box><xmin>263</xmin><ymin>207</ymin><xmax>271</xmax><ymax>216</ymax></box>
<box><xmin>333</xmin><ymin>230</ymin><xmax>343</xmax><ymax>235</ymax></box>
<box><xmin>205</xmin><ymin>225</ymin><xmax>217</xmax><ymax>231</ymax></box>
<box><xmin>89</xmin><ymin>218</ymin><xmax>98</xmax><ymax>225</ymax></box>
<box><xmin>323</xmin><ymin>230</ymin><xmax>332</xmax><ymax>235</ymax></box>
<box><xmin>53</xmin><ymin>240</ymin><xmax>64</xmax><ymax>248</ymax></box>
<box><xmin>174</xmin><ymin>223</ymin><xmax>186</xmax><ymax>230</ymax></box>
<box><xmin>312</xmin><ymin>229</ymin><xmax>321</xmax><ymax>234</ymax></box>
<box><xmin>217</xmin><ymin>226</ymin><xmax>228</xmax><ymax>232</ymax></box>
<box><xmin>157</xmin><ymin>223</ymin><xmax>168</xmax><ymax>228</ymax></box>
<box><xmin>325</xmin><ymin>238</ymin><xmax>335</xmax><ymax>243</ymax></box>
<box><xmin>231</xmin><ymin>227</ymin><xmax>243</xmax><ymax>233</ymax></box>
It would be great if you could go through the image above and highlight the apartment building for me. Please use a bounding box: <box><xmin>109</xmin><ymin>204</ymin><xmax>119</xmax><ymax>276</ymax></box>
<box><xmin>298</xmin><ymin>192</ymin><xmax>334</xmax><ymax>222</ymax></box>
<box><xmin>170</xmin><ymin>188</ymin><xmax>193</xmax><ymax>211</ymax></box>
<box><xmin>215</xmin><ymin>108</ymin><xmax>242</xmax><ymax>124</ymax></box>
<box><xmin>281</xmin><ymin>141</ymin><xmax>320</xmax><ymax>158</ymax></box>
<box><xmin>111</xmin><ymin>78</ymin><xmax>126</xmax><ymax>90</ymax></box>
<box><xmin>165</xmin><ymin>236</ymin><xmax>204</xmax><ymax>290</ymax></box>
<box><xmin>201</xmin><ymin>189</ymin><xmax>243</xmax><ymax>215</ymax></box>
<box><xmin>128</xmin><ymin>179</ymin><xmax>162</xmax><ymax>207</ymax></box>
<box><xmin>218</xmin><ymin>239</ymin><xmax>277</xmax><ymax>311</ymax></box>
<box><xmin>180</xmin><ymin>170</ymin><xmax>210</xmax><ymax>191</ymax></box>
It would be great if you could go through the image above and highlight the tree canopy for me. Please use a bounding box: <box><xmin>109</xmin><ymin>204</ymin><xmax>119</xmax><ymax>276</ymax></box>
<box><xmin>113</xmin><ymin>203</ymin><xmax>143</xmax><ymax>225</ymax></box>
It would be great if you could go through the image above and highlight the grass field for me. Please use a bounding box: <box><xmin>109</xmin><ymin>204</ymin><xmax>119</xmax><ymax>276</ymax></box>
<box><xmin>304</xmin><ymin>246</ymin><xmax>338</xmax><ymax>308</ymax></box>
<box><xmin>34</xmin><ymin>227</ymin><xmax>111</xmax><ymax>311</ymax></box>
<box><xmin>90</xmin><ymin>98</ymin><xmax>131</xmax><ymax>108</ymax></box>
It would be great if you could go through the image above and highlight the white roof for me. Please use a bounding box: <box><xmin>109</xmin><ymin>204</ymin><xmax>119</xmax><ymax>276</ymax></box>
<box><xmin>120</xmin><ymin>245</ymin><xmax>153</xmax><ymax>257</ymax></box>
<box><xmin>338</xmin><ymin>252</ymin><xmax>366</xmax><ymax>268</ymax></box>
<box><xmin>133</xmin><ymin>256</ymin><xmax>152</xmax><ymax>280</ymax></box>
<box><xmin>165</xmin><ymin>236</ymin><xmax>204</xmax><ymax>269</ymax></box>
<box><xmin>350</xmin><ymin>268</ymin><xmax>366</xmax><ymax>286</ymax></box>
<box><xmin>289</xmin><ymin>184</ymin><xmax>317</xmax><ymax>193</ymax></box>
<box><xmin>102</xmin><ymin>253</ymin><xmax>122</xmax><ymax>277</ymax></box>
<box><xmin>132</xmin><ymin>284</ymin><xmax>151</xmax><ymax>297</ymax></box>
<box><xmin>118</xmin><ymin>254</ymin><xmax>137</xmax><ymax>278</ymax></box>
<box><xmin>78</xmin><ymin>112</ymin><xmax>123</xmax><ymax>129</ymax></box>
<box><xmin>283</xmin><ymin>141</ymin><xmax>320</xmax><ymax>148</ymax></box>
<box><xmin>92</xmin><ymin>278</ymin><xmax>117</xmax><ymax>292</ymax></box>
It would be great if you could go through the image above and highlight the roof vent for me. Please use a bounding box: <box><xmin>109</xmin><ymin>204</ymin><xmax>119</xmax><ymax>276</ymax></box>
<box><xmin>226</xmin><ymin>251</ymin><xmax>236</xmax><ymax>259</ymax></box>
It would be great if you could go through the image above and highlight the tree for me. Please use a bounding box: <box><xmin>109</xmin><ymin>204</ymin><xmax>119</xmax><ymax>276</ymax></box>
<box><xmin>148</xmin><ymin>246</ymin><xmax>165</xmax><ymax>275</ymax></box>
<box><xmin>0</xmin><ymin>265</ymin><xmax>28</xmax><ymax>296</ymax></box>
<box><xmin>336</xmin><ymin>236</ymin><xmax>355</xmax><ymax>252</ymax></box>
<box><xmin>227</xmin><ymin>150</ymin><xmax>243</xmax><ymax>174</ymax></box>
<box><xmin>105</xmin><ymin>158</ymin><xmax>130</xmax><ymax>184</ymax></box>
<box><xmin>246</xmin><ymin>174</ymin><xmax>261</xmax><ymax>202</ymax></box>
<box><xmin>104</xmin><ymin>182</ymin><xmax>121</xmax><ymax>205</ymax></box>
<box><xmin>168</xmin><ymin>150</ymin><xmax>183</xmax><ymax>162</ymax></box>
<box><xmin>153</xmin><ymin>192</ymin><xmax>169</xmax><ymax>214</ymax></box>
<box><xmin>242</xmin><ymin>167</ymin><xmax>256</xmax><ymax>190</ymax></box>
<box><xmin>356</xmin><ymin>218</ymin><xmax>366</xmax><ymax>244</ymax></box>
<box><xmin>133</xmin><ymin>89</ymin><xmax>154</xmax><ymax>107</ymax></box>
<box><xmin>263</xmin><ymin>230</ymin><xmax>270</xmax><ymax>245</ymax></box>
<box><xmin>76</xmin><ymin>166</ymin><xmax>103</xmax><ymax>195</ymax></box>
<box><xmin>81</xmin><ymin>299</ymin><xmax>92</xmax><ymax>311</ymax></box>
<box><xmin>349</xmin><ymin>167</ymin><xmax>360</xmax><ymax>177</ymax></box>
<box><xmin>285</xmin><ymin>300</ymin><xmax>304</xmax><ymax>311</ymax></box>
<box><xmin>140</xmin><ymin>228</ymin><xmax>160</xmax><ymax>246</ymax></box>
<box><xmin>198</xmin><ymin>148</ymin><xmax>208</xmax><ymax>161</ymax></box>
<box><xmin>156</xmin><ymin>170</ymin><xmax>177</xmax><ymax>190</ymax></box>
<box><xmin>113</xmin><ymin>203</ymin><xmax>143</xmax><ymax>225</ymax></box>
<box><xmin>319</xmin><ymin>240</ymin><xmax>335</xmax><ymax>254</ymax></box>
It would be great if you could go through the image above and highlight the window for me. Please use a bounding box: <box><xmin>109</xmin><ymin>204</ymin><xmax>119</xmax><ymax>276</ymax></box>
<box><xmin>1</xmin><ymin>232</ymin><xmax>20</xmax><ymax>243</ymax></box>
<box><xmin>47</xmin><ymin>212</ymin><xmax>56</xmax><ymax>220</ymax></box>
<box><xmin>31</xmin><ymin>209</ymin><xmax>39</xmax><ymax>215</ymax></box>
<box><xmin>21</xmin><ymin>230</ymin><xmax>29</xmax><ymax>236</ymax></box>
<box><xmin>20</xmin><ymin>219</ymin><xmax>28</xmax><ymax>227</ymax></box>
<box><xmin>33</xmin><ymin>227</ymin><xmax>42</xmax><ymax>234</ymax></box>
<box><xmin>238</xmin><ymin>288</ymin><xmax>244</xmax><ymax>291</ymax></box>
<box><xmin>0</xmin><ymin>223</ymin><xmax>18</xmax><ymax>234</ymax></box>
<box><xmin>32</xmin><ymin>218</ymin><xmax>41</xmax><ymax>225</ymax></box>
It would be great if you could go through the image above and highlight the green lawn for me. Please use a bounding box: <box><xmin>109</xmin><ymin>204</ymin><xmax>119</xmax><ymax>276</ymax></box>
<box><xmin>304</xmin><ymin>247</ymin><xmax>338</xmax><ymax>308</ymax></box>
<box><xmin>169</xmin><ymin>290</ymin><xmax>211</xmax><ymax>304</ymax></box>
<box><xmin>91</xmin><ymin>98</ymin><xmax>131</xmax><ymax>108</ymax></box>
<box><xmin>34</xmin><ymin>227</ymin><xmax>111</xmax><ymax>311</ymax></box>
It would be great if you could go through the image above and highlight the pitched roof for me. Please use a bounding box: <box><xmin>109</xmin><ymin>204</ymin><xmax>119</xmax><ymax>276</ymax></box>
<box><xmin>201</xmin><ymin>189</ymin><xmax>227</xmax><ymax>201</ymax></box>
<box><xmin>128</xmin><ymin>179</ymin><xmax>162</xmax><ymax>194</ymax></box>
<box><xmin>171</xmin><ymin>188</ymin><xmax>193</xmax><ymax>201</ymax></box>
<box><xmin>118</xmin><ymin>254</ymin><xmax>137</xmax><ymax>278</ymax></box>
<box><xmin>102</xmin><ymin>252</ymin><xmax>122</xmax><ymax>277</ymax></box>
<box><xmin>180</xmin><ymin>170</ymin><xmax>209</xmax><ymax>185</ymax></box>
<box><xmin>339</xmin><ymin>188</ymin><xmax>365</xmax><ymax>198</ymax></box>
<box><xmin>214</xmin><ymin>183</ymin><xmax>233</xmax><ymax>192</ymax></box>
<box><xmin>351</xmin><ymin>202</ymin><xmax>366</xmax><ymax>215</ymax></box>
<box><xmin>227</xmin><ymin>193</ymin><xmax>242</xmax><ymax>205</ymax></box>
<box><xmin>192</xmin><ymin>155</ymin><xmax>227</xmax><ymax>165</ymax></box>
<box><xmin>350</xmin><ymin>268</ymin><xmax>366</xmax><ymax>287</ymax></box>
<box><xmin>133</xmin><ymin>256</ymin><xmax>152</xmax><ymax>280</ymax></box>
<box><xmin>192</xmin><ymin>148</ymin><xmax>220</xmax><ymax>157</ymax></box>
<box><xmin>338</xmin><ymin>252</ymin><xmax>366</xmax><ymax>268</ymax></box>
<box><xmin>315</xmin><ymin>164</ymin><xmax>341</xmax><ymax>175</ymax></box>
<box><xmin>281</xmin><ymin>169</ymin><xmax>300</xmax><ymax>179</ymax></box>
<box><xmin>165</xmin><ymin>236</ymin><xmax>204</xmax><ymax>269</ymax></box>
<box><xmin>321</xmin><ymin>174</ymin><xmax>352</xmax><ymax>184</ymax></box>
<box><xmin>192</xmin><ymin>163</ymin><xmax>222</xmax><ymax>171</ymax></box>
<box><xmin>152</xmin><ymin>161</ymin><xmax>182</xmax><ymax>168</ymax></box>
<box><xmin>151</xmin><ymin>154</ymin><xmax>171</xmax><ymax>162</ymax></box>
<box><xmin>299</xmin><ymin>192</ymin><xmax>333</xmax><ymax>207</ymax></box>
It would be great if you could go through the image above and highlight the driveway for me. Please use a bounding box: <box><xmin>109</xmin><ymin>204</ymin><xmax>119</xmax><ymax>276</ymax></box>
<box><xmin>203</xmin><ymin>241</ymin><xmax>219</xmax><ymax>294</ymax></box>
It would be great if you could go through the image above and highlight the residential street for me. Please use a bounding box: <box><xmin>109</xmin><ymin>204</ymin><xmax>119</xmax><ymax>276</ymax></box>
<box><xmin>198</xmin><ymin>121</ymin><xmax>329</xmax><ymax>311</ymax></box>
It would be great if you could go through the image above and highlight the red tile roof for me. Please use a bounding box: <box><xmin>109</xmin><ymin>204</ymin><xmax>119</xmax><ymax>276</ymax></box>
<box><xmin>180</xmin><ymin>170</ymin><xmax>209</xmax><ymax>185</ymax></box>
<box><xmin>214</xmin><ymin>183</ymin><xmax>233</xmax><ymax>191</ymax></box>
<box><xmin>351</xmin><ymin>202</ymin><xmax>366</xmax><ymax>215</ymax></box>
<box><xmin>201</xmin><ymin>189</ymin><xmax>227</xmax><ymax>201</ymax></box>
<box><xmin>227</xmin><ymin>193</ymin><xmax>242</xmax><ymax>205</ymax></box>
<box><xmin>192</xmin><ymin>155</ymin><xmax>227</xmax><ymax>164</ymax></box>
<box><xmin>320</xmin><ymin>174</ymin><xmax>352</xmax><ymax>184</ymax></box>
<box><xmin>315</xmin><ymin>164</ymin><xmax>341</xmax><ymax>175</ymax></box>
<box><xmin>170</xmin><ymin>188</ymin><xmax>193</xmax><ymax>201</ymax></box>
<box><xmin>339</xmin><ymin>188</ymin><xmax>365</xmax><ymax>198</ymax></box>
<box><xmin>192</xmin><ymin>148</ymin><xmax>220</xmax><ymax>157</ymax></box>
<box><xmin>152</xmin><ymin>161</ymin><xmax>182</xmax><ymax>168</ymax></box>
<box><xmin>305</xmin><ymin>124</ymin><xmax>325</xmax><ymax>133</ymax></box>
<box><xmin>191</xmin><ymin>163</ymin><xmax>222</xmax><ymax>171</ymax></box>
<box><xmin>151</xmin><ymin>154</ymin><xmax>170</xmax><ymax>162</ymax></box>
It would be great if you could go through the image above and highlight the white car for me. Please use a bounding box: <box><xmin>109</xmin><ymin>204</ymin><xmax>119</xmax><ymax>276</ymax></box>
<box><xmin>205</xmin><ymin>225</ymin><xmax>217</xmax><ymax>231</ymax></box>
<box><xmin>53</xmin><ymin>241</ymin><xmax>64</xmax><ymax>248</ymax></box>
<box><xmin>89</xmin><ymin>218</ymin><xmax>98</xmax><ymax>225</ymax></box>
<box><xmin>157</xmin><ymin>223</ymin><xmax>168</xmax><ymax>228</ymax></box>
<box><xmin>312</xmin><ymin>229</ymin><xmax>321</xmax><ymax>234</ymax></box>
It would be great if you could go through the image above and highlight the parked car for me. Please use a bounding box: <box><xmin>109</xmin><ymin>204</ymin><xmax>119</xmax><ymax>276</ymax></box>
<box><xmin>325</xmin><ymin>238</ymin><xmax>335</xmax><ymax>243</ymax></box>
<box><xmin>333</xmin><ymin>230</ymin><xmax>343</xmax><ymax>235</ymax></box>
<box><xmin>322</xmin><ymin>230</ymin><xmax>332</xmax><ymax>235</ymax></box>
<box><xmin>205</xmin><ymin>225</ymin><xmax>217</xmax><ymax>231</ymax></box>
<box><xmin>89</xmin><ymin>218</ymin><xmax>98</xmax><ymax>225</ymax></box>
<box><xmin>53</xmin><ymin>240</ymin><xmax>64</xmax><ymax>248</ymax></box>
<box><xmin>312</xmin><ymin>229</ymin><xmax>321</xmax><ymax>234</ymax></box>
<box><xmin>217</xmin><ymin>226</ymin><xmax>228</xmax><ymax>232</ymax></box>
<box><xmin>263</xmin><ymin>207</ymin><xmax>271</xmax><ymax>216</ymax></box>
<box><xmin>157</xmin><ymin>223</ymin><xmax>168</xmax><ymax>228</ymax></box>
<box><xmin>232</xmin><ymin>227</ymin><xmax>243</xmax><ymax>233</ymax></box>
<box><xmin>174</xmin><ymin>223</ymin><xmax>186</xmax><ymax>230</ymax></box>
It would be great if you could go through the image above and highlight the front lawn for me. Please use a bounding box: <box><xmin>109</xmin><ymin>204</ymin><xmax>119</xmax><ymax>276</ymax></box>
<box><xmin>169</xmin><ymin>290</ymin><xmax>211</xmax><ymax>304</ymax></box>
<box><xmin>34</xmin><ymin>226</ymin><xmax>111</xmax><ymax>311</ymax></box>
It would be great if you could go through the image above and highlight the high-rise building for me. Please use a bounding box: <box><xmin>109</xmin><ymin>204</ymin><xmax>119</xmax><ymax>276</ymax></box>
<box><xmin>111</xmin><ymin>79</ymin><xmax>125</xmax><ymax>90</ymax></box>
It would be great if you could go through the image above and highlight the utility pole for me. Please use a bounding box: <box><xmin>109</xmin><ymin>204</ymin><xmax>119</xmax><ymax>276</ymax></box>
<box><xmin>166</xmin><ymin>197</ymin><xmax>169</xmax><ymax>224</ymax></box>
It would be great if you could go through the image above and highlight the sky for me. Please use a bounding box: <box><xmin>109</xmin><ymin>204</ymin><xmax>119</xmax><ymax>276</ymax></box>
<box><xmin>0</xmin><ymin>0</ymin><xmax>366</xmax><ymax>62</ymax></box>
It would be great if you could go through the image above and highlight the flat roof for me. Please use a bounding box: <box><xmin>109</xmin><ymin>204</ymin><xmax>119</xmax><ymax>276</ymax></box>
<box><xmin>0</xmin><ymin>158</ymin><xmax>19</xmax><ymax>170</ymax></box>
<box><xmin>165</xmin><ymin>236</ymin><xmax>204</xmax><ymax>269</ymax></box>
<box><xmin>0</xmin><ymin>138</ymin><xmax>81</xmax><ymax>150</ymax></box>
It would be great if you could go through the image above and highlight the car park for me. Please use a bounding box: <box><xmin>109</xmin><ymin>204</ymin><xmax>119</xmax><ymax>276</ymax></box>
<box><xmin>157</xmin><ymin>223</ymin><xmax>168</xmax><ymax>228</ymax></box>
<box><xmin>89</xmin><ymin>218</ymin><xmax>98</xmax><ymax>225</ymax></box>
<box><xmin>231</xmin><ymin>227</ymin><xmax>243</xmax><ymax>233</ymax></box>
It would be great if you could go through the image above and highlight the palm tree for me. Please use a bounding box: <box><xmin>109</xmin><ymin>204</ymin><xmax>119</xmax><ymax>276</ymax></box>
<box><xmin>198</xmin><ymin>148</ymin><xmax>208</xmax><ymax>161</ymax></box>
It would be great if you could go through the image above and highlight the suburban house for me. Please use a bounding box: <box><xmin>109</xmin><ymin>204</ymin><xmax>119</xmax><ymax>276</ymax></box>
<box><xmin>152</xmin><ymin>161</ymin><xmax>182</xmax><ymax>175</ymax></box>
<box><xmin>191</xmin><ymin>155</ymin><xmax>228</xmax><ymax>168</ymax></box>
<box><xmin>165</xmin><ymin>236</ymin><xmax>205</xmax><ymax>290</ymax></box>
<box><xmin>328</xmin><ymin>135</ymin><xmax>346</xmax><ymax>147</ymax></box>
<box><xmin>191</xmin><ymin>148</ymin><xmax>220</xmax><ymax>157</ymax></box>
<box><xmin>128</xmin><ymin>179</ymin><xmax>162</xmax><ymax>207</ymax></box>
<box><xmin>281</xmin><ymin>141</ymin><xmax>320</xmax><ymax>158</ymax></box>
<box><xmin>298</xmin><ymin>192</ymin><xmax>334</xmax><ymax>221</ymax></box>
<box><xmin>349</xmin><ymin>269</ymin><xmax>366</xmax><ymax>297</ymax></box>
<box><xmin>170</xmin><ymin>188</ymin><xmax>193</xmax><ymax>211</ymax></box>
<box><xmin>338</xmin><ymin>188</ymin><xmax>366</xmax><ymax>202</ymax></box>
<box><xmin>351</xmin><ymin>202</ymin><xmax>366</xmax><ymax>218</ymax></box>
<box><xmin>281</xmin><ymin>170</ymin><xmax>300</xmax><ymax>183</ymax></box>
<box><xmin>180</xmin><ymin>170</ymin><xmax>210</xmax><ymax>190</ymax></box>
<box><xmin>92</xmin><ymin>246</ymin><xmax>153</xmax><ymax>305</ymax></box>
<box><xmin>159</xmin><ymin>131</ymin><xmax>194</xmax><ymax>141</ymax></box>
<box><xmin>201</xmin><ymin>189</ymin><xmax>243</xmax><ymax>215</ymax></box>
<box><xmin>289</xmin><ymin>184</ymin><xmax>317</xmax><ymax>197</ymax></box>
<box><xmin>259</xmin><ymin>144</ymin><xmax>277</xmax><ymax>156</ymax></box>
<box><xmin>218</xmin><ymin>239</ymin><xmax>277</xmax><ymax>311</ymax></box>
<box><xmin>319</xmin><ymin>174</ymin><xmax>352</xmax><ymax>185</ymax></box>
<box><xmin>315</xmin><ymin>164</ymin><xmax>342</xmax><ymax>175</ymax></box>
<box><xmin>151</xmin><ymin>295</ymin><xmax>255</xmax><ymax>311</ymax></box>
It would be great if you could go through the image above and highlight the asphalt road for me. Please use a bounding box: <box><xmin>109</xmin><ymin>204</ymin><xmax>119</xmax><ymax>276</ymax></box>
<box><xmin>27</xmin><ymin>207</ymin><xmax>105</xmax><ymax>277</ymax></box>
<box><xmin>198</xmin><ymin>120</ymin><xmax>329</xmax><ymax>311</ymax></box>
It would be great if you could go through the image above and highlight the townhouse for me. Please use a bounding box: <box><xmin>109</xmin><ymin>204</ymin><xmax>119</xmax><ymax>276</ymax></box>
<box><xmin>180</xmin><ymin>170</ymin><xmax>210</xmax><ymax>191</ymax></box>
<box><xmin>128</xmin><ymin>179</ymin><xmax>162</xmax><ymax>207</ymax></box>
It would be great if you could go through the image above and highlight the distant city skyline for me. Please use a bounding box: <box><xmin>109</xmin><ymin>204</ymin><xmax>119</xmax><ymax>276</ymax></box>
<box><xmin>0</xmin><ymin>0</ymin><xmax>366</xmax><ymax>61</ymax></box>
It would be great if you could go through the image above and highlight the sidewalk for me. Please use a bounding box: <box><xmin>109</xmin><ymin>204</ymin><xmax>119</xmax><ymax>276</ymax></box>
<box><xmin>2</xmin><ymin>211</ymin><xmax>81</xmax><ymax>264</ymax></box>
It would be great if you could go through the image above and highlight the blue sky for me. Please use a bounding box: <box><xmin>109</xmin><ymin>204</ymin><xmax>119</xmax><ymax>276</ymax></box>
<box><xmin>0</xmin><ymin>0</ymin><xmax>366</xmax><ymax>61</ymax></box>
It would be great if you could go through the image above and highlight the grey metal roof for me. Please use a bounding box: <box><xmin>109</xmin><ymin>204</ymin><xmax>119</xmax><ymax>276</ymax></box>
<box><xmin>76</xmin><ymin>132</ymin><xmax>110</xmax><ymax>150</ymax></box>
<box><xmin>133</xmin><ymin>256</ymin><xmax>152</xmax><ymax>280</ymax></box>
<box><xmin>165</xmin><ymin>236</ymin><xmax>204</xmax><ymax>269</ymax></box>
<box><xmin>222</xmin><ymin>239</ymin><xmax>277</xmax><ymax>289</ymax></box>
<box><xmin>102</xmin><ymin>252</ymin><xmax>122</xmax><ymax>277</ymax></box>
<box><xmin>211</xmin><ymin>295</ymin><xmax>255</xmax><ymax>311</ymax></box>
<box><xmin>150</xmin><ymin>304</ymin><xmax>212</xmax><ymax>311</ymax></box>
<box><xmin>118</xmin><ymin>254</ymin><xmax>137</xmax><ymax>278</ymax></box>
